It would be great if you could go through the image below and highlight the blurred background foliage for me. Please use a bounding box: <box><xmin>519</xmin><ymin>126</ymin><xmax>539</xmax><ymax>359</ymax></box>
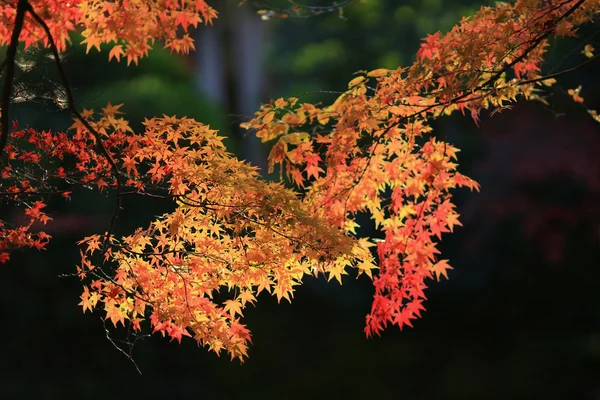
<box><xmin>267</xmin><ymin>0</ymin><xmax>482</xmax><ymax>97</ymax></box>
<box><xmin>1</xmin><ymin>0</ymin><xmax>600</xmax><ymax>399</ymax></box>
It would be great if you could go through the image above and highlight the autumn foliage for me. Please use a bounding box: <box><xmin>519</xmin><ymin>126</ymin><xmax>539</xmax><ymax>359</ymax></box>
<box><xmin>0</xmin><ymin>0</ymin><xmax>599</xmax><ymax>361</ymax></box>
<box><xmin>0</xmin><ymin>0</ymin><xmax>216</xmax><ymax>63</ymax></box>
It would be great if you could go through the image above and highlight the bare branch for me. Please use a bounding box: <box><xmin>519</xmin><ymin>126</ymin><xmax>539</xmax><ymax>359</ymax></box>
<box><xmin>102</xmin><ymin>318</ymin><xmax>142</xmax><ymax>375</ymax></box>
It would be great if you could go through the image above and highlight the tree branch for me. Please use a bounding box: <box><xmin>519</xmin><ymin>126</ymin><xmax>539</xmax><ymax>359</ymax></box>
<box><xmin>0</xmin><ymin>0</ymin><xmax>28</xmax><ymax>162</ymax></box>
<box><xmin>25</xmin><ymin>1</ymin><xmax>123</xmax><ymax>240</ymax></box>
<box><xmin>515</xmin><ymin>52</ymin><xmax>600</xmax><ymax>87</ymax></box>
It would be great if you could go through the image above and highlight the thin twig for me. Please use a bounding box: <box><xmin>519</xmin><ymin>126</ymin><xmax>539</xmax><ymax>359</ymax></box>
<box><xmin>102</xmin><ymin>318</ymin><xmax>142</xmax><ymax>375</ymax></box>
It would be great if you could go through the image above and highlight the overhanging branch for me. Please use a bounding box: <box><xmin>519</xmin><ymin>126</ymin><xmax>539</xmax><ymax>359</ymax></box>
<box><xmin>0</xmin><ymin>0</ymin><xmax>27</xmax><ymax>162</ymax></box>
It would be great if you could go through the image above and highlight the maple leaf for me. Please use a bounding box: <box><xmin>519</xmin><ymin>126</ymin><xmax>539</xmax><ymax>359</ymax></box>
<box><xmin>431</xmin><ymin>259</ymin><xmax>453</xmax><ymax>281</ymax></box>
<box><xmin>224</xmin><ymin>299</ymin><xmax>243</xmax><ymax>317</ymax></box>
<box><xmin>79</xmin><ymin>287</ymin><xmax>100</xmax><ymax>313</ymax></box>
<box><xmin>105</xmin><ymin>303</ymin><xmax>127</xmax><ymax>327</ymax></box>
<box><xmin>121</xmin><ymin>156</ymin><xmax>138</xmax><ymax>176</ymax></box>
<box><xmin>168</xmin><ymin>325</ymin><xmax>192</xmax><ymax>344</ymax></box>
<box><xmin>355</xmin><ymin>259</ymin><xmax>378</xmax><ymax>279</ymax></box>
<box><xmin>101</xmin><ymin>102</ymin><xmax>124</xmax><ymax>116</ymax></box>
<box><xmin>367</xmin><ymin>69</ymin><xmax>390</xmax><ymax>78</ymax></box>
<box><xmin>238</xmin><ymin>291</ymin><xmax>256</xmax><ymax>306</ymax></box>
<box><xmin>81</xmin><ymin>34</ymin><xmax>103</xmax><ymax>54</ymax></box>
<box><xmin>304</xmin><ymin>163</ymin><xmax>323</xmax><ymax>180</ymax></box>
<box><xmin>84</xmin><ymin>235</ymin><xmax>102</xmax><ymax>254</ymax></box>
<box><xmin>0</xmin><ymin>253</ymin><xmax>9</xmax><ymax>264</ymax></box>
<box><xmin>416</xmin><ymin>32</ymin><xmax>441</xmax><ymax>61</ymax></box>
<box><xmin>108</xmin><ymin>45</ymin><xmax>125</xmax><ymax>62</ymax></box>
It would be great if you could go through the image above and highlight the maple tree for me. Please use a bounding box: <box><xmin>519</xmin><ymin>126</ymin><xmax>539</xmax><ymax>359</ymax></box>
<box><xmin>0</xmin><ymin>0</ymin><xmax>599</xmax><ymax>362</ymax></box>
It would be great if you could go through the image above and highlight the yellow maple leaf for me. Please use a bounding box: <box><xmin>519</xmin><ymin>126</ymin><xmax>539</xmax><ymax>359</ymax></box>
<box><xmin>431</xmin><ymin>259</ymin><xmax>453</xmax><ymax>281</ymax></box>
<box><xmin>108</xmin><ymin>45</ymin><xmax>125</xmax><ymax>62</ymax></box>
<box><xmin>224</xmin><ymin>299</ymin><xmax>243</xmax><ymax>317</ymax></box>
